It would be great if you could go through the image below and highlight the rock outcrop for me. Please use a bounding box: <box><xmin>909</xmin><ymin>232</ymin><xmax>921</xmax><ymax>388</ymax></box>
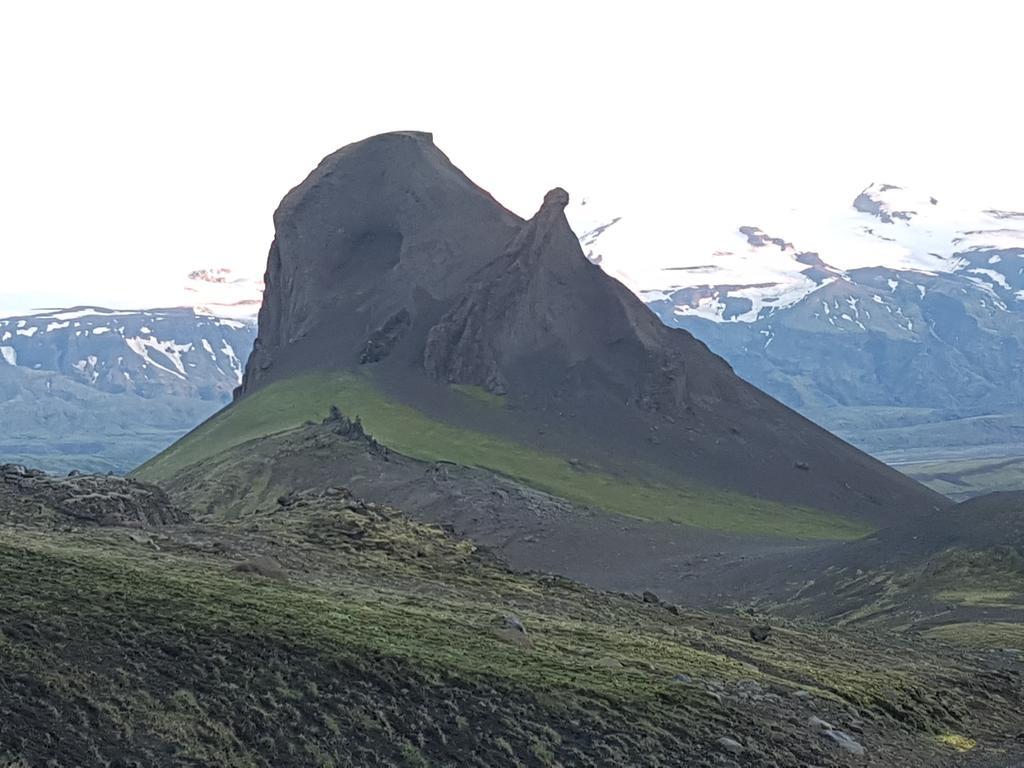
<box><xmin>0</xmin><ymin>464</ymin><xmax>186</xmax><ymax>527</ymax></box>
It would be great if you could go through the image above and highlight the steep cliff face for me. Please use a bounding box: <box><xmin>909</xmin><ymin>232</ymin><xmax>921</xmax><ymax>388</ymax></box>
<box><xmin>237</xmin><ymin>131</ymin><xmax>945</xmax><ymax>522</ymax></box>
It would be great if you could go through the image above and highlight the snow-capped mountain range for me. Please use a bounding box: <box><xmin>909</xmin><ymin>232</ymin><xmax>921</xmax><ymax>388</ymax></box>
<box><xmin>572</xmin><ymin>182</ymin><xmax>1024</xmax><ymax>464</ymax></box>
<box><xmin>574</xmin><ymin>183</ymin><xmax>1024</xmax><ymax>326</ymax></box>
<box><xmin>0</xmin><ymin>306</ymin><xmax>254</xmax><ymax>401</ymax></box>
<box><xmin>0</xmin><ymin>296</ymin><xmax>257</xmax><ymax>474</ymax></box>
<box><xmin>0</xmin><ymin>267</ymin><xmax>260</xmax><ymax>403</ymax></box>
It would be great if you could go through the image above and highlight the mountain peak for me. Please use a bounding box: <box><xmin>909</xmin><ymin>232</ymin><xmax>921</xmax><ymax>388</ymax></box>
<box><xmin>542</xmin><ymin>187</ymin><xmax>570</xmax><ymax>210</ymax></box>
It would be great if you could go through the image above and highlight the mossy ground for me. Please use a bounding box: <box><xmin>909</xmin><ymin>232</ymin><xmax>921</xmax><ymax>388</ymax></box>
<box><xmin>135</xmin><ymin>372</ymin><xmax>869</xmax><ymax>540</ymax></box>
<box><xmin>2</xmin><ymin>486</ymin><xmax>1021</xmax><ymax>766</ymax></box>
<box><xmin>775</xmin><ymin>546</ymin><xmax>1024</xmax><ymax>635</ymax></box>
<box><xmin>921</xmin><ymin>622</ymin><xmax>1024</xmax><ymax>648</ymax></box>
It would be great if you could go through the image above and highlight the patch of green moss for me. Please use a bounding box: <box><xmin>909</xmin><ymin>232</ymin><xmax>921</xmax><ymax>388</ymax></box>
<box><xmin>922</xmin><ymin>622</ymin><xmax>1024</xmax><ymax>647</ymax></box>
<box><xmin>935</xmin><ymin>589</ymin><xmax>1024</xmax><ymax>609</ymax></box>
<box><xmin>936</xmin><ymin>733</ymin><xmax>977</xmax><ymax>752</ymax></box>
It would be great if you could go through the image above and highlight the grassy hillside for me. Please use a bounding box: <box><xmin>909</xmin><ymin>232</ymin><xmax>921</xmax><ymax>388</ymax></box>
<box><xmin>136</xmin><ymin>372</ymin><xmax>869</xmax><ymax>540</ymax></box>
<box><xmin>2</xmin><ymin>484</ymin><xmax>1015</xmax><ymax>767</ymax></box>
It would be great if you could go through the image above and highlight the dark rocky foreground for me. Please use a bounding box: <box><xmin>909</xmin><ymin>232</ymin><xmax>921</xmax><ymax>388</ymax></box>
<box><xmin>2</xmin><ymin>467</ymin><xmax>1022</xmax><ymax>767</ymax></box>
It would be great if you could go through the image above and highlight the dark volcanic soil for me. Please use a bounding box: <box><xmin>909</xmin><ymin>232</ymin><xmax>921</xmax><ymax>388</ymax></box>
<box><xmin>0</xmin><ymin>462</ymin><xmax>185</xmax><ymax>527</ymax></box>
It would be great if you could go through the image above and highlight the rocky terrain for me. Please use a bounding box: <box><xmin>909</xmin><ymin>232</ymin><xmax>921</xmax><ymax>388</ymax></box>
<box><xmin>0</xmin><ymin>462</ymin><xmax>183</xmax><ymax>527</ymax></box>
<box><xmin>151</xmin><ymin>409</ymin><xmax>1024</xmax><ymax>642</ymax></box>
<box><xmin>2</xmin><ymin>464</ymin><xmax>1021</xmax><ymax>767</ymax></box>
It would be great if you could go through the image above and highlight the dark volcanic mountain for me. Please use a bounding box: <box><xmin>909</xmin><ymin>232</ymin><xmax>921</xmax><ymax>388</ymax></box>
<box><xmin>238</xmin><ymin>131</ymin><xmax>941</xmax><ymax>525</ymax></box>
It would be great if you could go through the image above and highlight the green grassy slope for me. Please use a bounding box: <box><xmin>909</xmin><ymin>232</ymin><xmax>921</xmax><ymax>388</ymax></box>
<box><xmin>135</xmin><ymin>372</ymin><xmax>870</xmax><ymax>540</ymax></box>
<box><xmin>1</xmin><ymin>489</ymin><xmax>1009</xmax><ymax>767</ymax></box>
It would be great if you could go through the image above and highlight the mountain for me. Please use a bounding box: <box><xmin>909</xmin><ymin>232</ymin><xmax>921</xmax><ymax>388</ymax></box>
<box><xmin>578</xmin><ymin>184</ymin><xmax>1024</xmax><ymax>489</ymax></box>
<box><xmin>0</xmin><ymin>305</ymin><xmax>255</xmax><ymax>473</ymax></box>
<box><xmin>144</xmin><ymin>131</ymin><xmax>943</xmax><ymax>541</ymax></box>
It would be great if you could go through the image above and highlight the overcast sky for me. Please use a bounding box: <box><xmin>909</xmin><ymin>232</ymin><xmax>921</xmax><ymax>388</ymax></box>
<box><xmin>2</xmin><ymin>1</ymin><xmax>1022</xmax><ymax>314</ymax></box>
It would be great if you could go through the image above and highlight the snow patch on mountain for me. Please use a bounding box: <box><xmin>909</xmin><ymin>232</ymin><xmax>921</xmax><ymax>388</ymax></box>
<box><xmin>124</xmin><ymin>336</ymin><xmax>193</xmax><ymax>379</ymax></box>
<box><xmin>575</xmin><ymin>183</ymin><xmax>1024</xmax><ymax>324</ymax></box>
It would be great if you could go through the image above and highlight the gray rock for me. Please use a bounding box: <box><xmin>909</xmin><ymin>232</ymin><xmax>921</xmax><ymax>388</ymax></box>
<box><xmin>823</xmin><ymin>729</ymin><xmax>866</xmax><ymax>756</ymax></box>
<box><xmin>502</xmin><ymin>615</ymin><xmax>527</xmax><ymax>634</ymax></box>
<box><xmin>716</xmin><ymin>737</ymin><xmax>743</xmax><ymax>755</ymax></box>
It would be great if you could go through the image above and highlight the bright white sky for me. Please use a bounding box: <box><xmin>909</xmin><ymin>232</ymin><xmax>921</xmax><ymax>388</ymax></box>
<box><xmin>2</xmin><ymin>1</ymin><xmax>1022</xmax><ymax>314</ymax></box>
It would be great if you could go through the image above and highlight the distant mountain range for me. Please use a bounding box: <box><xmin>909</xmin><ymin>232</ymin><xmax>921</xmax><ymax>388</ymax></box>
<box><xmin>0</xmin><ymin>299</ymin><xmax>254</xmax><ymax>473</ymax></box>
<box><xmin>576</xmin><ymin>184</ymin><xmax>1024</xmax><ymax>484</ymax></box>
